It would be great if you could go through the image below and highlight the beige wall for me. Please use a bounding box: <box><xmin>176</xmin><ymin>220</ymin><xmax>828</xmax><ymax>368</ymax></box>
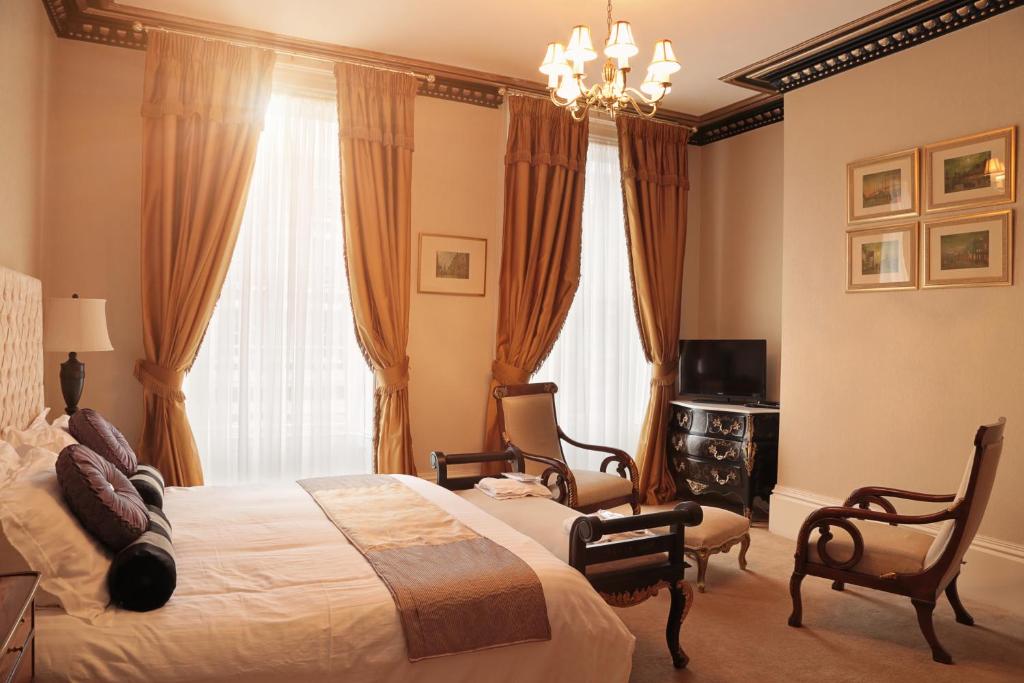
<box><xmin>41</xmin><ymin>40</ymin><xmax>146</xmax><ymax>440</ymax></box>
<box><xmin>408</xmin><ymin>98</ymin><xmax>505</xmax><ymax>472</ymax></box>
<box><xmin>696</xmin><ymin>124</ymin><xmax>784</xmax><ymax>400</ymax></box>
<box><xmin>0</xmin><ymin>0</ymin><xmax>52</xmax><ymax>276</ymax></box>
<box><xmin>780</xmin><ymin>10</ymin><xmax>1024</xmax><ymax>544</ymax></box>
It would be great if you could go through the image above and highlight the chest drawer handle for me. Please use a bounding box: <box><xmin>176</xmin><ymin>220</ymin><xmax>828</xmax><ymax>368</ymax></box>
<box><xmin>707</xmin><ymin>443</ymin><xmax>736</xmax><ymax>461</ymax></box>
<box><xmin>711</xmin><ymin>468</ymin><xmax>736</xmax><ymax>485</ymax></box>
<box><xmin>7</xmin><ymin>645</ymin><xmax>24</xmax><ymax>654</ymax></box>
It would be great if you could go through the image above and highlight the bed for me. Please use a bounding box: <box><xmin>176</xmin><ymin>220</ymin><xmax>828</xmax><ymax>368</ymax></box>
<box><xmin>0</xmin><ymin>266</ymin><xmax>635</xmax><ymax>682</ymax></box>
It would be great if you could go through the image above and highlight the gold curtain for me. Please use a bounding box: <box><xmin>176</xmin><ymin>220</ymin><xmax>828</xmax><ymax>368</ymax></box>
<box><xmin>135</xmin><ymin>32</ymin><xmax>275</xmax><ymax>486</ymax></box>
<box><xmin>617</xmin><ymin>116</ymin><xmax>691</xmax><ymax>504</ymax></box>
<box><xmin>483</xmin><ymin>96</ymin><xmax>589</xmax><ymax>450</ymax></box>
<box><xmin>335</xmin><ymin>63</ymin><xmax>417</xmax><ymax>475</ymax></box>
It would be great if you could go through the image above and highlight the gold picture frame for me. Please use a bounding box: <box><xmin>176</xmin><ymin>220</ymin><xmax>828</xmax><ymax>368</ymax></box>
<box><xmin>922</xmin><ymin>210</ymin><xmax>1013</xmax><ymax>289</ymax></box>
<box><xmin>847</xmin><ymin>149</ymin><xmax>920</xmax><ymax>224</ymax></box>
<box><xmin>846</xmin><ymin>223</ymin><xmax>918</xmax><ymax>292</ymax></box>
<box><xmin>924</xmin><ymin>127</ymin><xmax>1016</xmax><ymax>213</ymax></box>
<box><xmin>417</xmin><ymin>233</ymin><xmax>488</xmax><ymax>297</ymax></box>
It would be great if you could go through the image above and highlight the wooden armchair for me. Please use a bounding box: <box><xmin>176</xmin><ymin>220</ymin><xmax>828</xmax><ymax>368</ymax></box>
<box><xmin>788</xmin><ymin>418</ymin><xmax>1005</xmax><ymax>664</ymax></box>
<box><xmin>494</xmin><ymin>383</ymin><xmax>641</xmax><ymax>514</ymax></box>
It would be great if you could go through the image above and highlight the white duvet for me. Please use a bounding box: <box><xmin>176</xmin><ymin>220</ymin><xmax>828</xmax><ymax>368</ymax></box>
<box><xmin>38</xmin><ymin>475</ymin><xmax>635</xmax><ymax>682</ymax></box>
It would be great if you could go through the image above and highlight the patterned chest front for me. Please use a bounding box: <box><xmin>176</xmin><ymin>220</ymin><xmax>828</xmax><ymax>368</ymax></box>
<box><xmin>667</xmin><ymin>402</ymin><xmax>779</xmax><ymax>518</ymax></box>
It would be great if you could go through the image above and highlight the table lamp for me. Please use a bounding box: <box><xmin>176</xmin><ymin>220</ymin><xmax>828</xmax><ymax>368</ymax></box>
<box><xmin>44</xmin><ymin>294</ymin><xmax>114</xmax><ymax>415</ymax></box>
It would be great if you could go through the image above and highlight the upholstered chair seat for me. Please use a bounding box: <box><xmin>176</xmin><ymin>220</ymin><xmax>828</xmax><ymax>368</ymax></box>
<box><xmin>571</xmin><ymin>470</ymin><xmax>636</xmax><ymax>509</ymax></box>
<box><xmin>807</xmin><ymin>520</ymin><xmax>933</xmax><ymax>576</ymax></box>
<box><xmin>494</xmin><ymin>383</ymin><xmax>641</xmax><ymax>514</ymax></box>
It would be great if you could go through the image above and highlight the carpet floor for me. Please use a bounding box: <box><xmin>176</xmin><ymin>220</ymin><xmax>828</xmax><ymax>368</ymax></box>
<box><xmin>614</xmin><ymin>524</ymin><xmax>1024</xmax><ymax>682</ymax></box>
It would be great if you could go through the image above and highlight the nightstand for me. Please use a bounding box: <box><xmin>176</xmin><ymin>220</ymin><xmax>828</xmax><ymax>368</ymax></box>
<box><xmin>0</xmin><ymin>572</ymin><xmax>39</xmax><ymax>683</ymax></box>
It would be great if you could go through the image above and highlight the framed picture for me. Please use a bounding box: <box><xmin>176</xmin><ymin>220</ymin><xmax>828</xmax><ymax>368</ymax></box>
<box><xmin>924</xmin><ymin>127</ymin><xmax>1016</xmax><ymax>213</ymax></box>
<box><xmin>846</xmin><ymin>223</ymin><xmax>918</xmax><ymax>292</ymax></box>
<box><xmin>847</xmin><ymin>149</ymin><xmax>919</xmax><ymax>224</ymax></box>
<box><xmin>922</xmin><ymin>210</ymin><xmax>1013</xmax><ymax>288</ymax></box>
<box><xmin>417</xmin><ymin>233</ymin><xmax>487</xmax><ymax>296</ymax></box>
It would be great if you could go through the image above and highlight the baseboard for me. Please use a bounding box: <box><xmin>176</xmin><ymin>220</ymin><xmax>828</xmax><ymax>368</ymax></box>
<box><xmin>769</xmin><ymin>486</ymin><xmax>1024</xmax><ymax>614</ymax></box>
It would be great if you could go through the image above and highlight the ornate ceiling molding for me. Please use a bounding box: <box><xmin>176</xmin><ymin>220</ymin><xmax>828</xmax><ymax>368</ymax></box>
<box><xmin>39</xmin><ymin>0</ymin><xmax>1020</xmax><ymax>145</ymax></box>
<box><xmin>723</xmin><ymin>0</ymin><xmax>1020</xmax><ymax>95</ymax></box>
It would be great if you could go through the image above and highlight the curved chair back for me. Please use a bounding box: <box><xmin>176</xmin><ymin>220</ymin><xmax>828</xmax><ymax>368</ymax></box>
<box><xmin>494</xmin><ymin>383</ymin><xmax>565</xmax><ymax>474</ymax></box>
<box><xmin>926</xmin><ymin>418</ymin><xmax>1005</xmax><ymax>593</ymax></box>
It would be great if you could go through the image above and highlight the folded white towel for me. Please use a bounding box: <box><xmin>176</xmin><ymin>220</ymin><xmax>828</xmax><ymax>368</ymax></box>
<box><xmin>474</xmin><ymin>477</ymin><xmax>552</xmax><ymax>500</ymax></box>
<box><xmin>562</xmin><ymin>509</ymin><xmax>652</xmax><ymax>543</ymax></box>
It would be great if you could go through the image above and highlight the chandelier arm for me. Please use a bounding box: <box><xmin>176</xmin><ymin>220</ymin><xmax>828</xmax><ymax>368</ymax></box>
<box><xmin>626</xmin><ymin>95</ymin><xmax>658</xmax><ymax>119</ymax></box>
<box><xmin>623</xmin><ymin>87</ymin><xmax>663</xmax><ymax>106</ymax></box>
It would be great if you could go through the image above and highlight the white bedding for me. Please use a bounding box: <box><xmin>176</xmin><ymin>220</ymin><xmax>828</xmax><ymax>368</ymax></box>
<box><xmin>38</xmin><ymin>475</ymin><xmax>634</xmax><ymax>682</ymax></box>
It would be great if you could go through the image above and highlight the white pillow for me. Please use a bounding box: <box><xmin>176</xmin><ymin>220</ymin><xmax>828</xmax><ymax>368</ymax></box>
<box><xmin>0</xmin><ymin>448</ymin><xmax>111</xmax><ymax>620</ymax></box>
<box><xmin>1</xmin><ymin>408</ymin><xmax>77</xmax><ymax>453</ymax></box>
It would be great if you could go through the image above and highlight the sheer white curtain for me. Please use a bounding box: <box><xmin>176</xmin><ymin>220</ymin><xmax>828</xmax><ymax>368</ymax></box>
<box><xmin>536</xmin><ymin>137</ymin><xmax>650</xmax><ymax>470</ymax></box>
<box><xmin>185</xmin><ymin>90</ymin><xmax>374</xmax><ymax>485</ymax></box>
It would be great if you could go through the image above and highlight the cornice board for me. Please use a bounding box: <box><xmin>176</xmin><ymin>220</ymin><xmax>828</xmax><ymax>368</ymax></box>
<box><xmin>725</xmin><ymin>0</ymin><xmax>1021</xmax><ymax>94</ymax></box>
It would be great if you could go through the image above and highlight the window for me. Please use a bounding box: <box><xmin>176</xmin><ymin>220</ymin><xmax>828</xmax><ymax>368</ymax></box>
<box><xmin>536</xmin><ymin>137</ymin><xmax>650</xmax><ymax>470</ymax></box>
<box><xmin>184</xmin><ymin>90</ymin><xmax>374</xmax><ymax>485</ymax></box>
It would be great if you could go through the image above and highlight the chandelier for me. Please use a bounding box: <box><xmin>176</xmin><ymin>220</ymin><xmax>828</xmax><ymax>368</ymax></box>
<box><xmin>540</xmin><ymin>0</ymin><xmax>680</xmax><ymax>121</ymax></box>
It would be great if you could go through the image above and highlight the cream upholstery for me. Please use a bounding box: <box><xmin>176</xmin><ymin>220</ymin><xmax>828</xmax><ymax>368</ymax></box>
<box><xmin>499</xmin><ymin>393</ymin><xmax>564</xmax><ymax>468</ymax></box>
<box><xmin>458</xmin><ymin>489</ymin><xmax>663</xmax><ymax>575</ymax></box>
<box><xmin>935</xmin><ymin>443</ymin><xmax>1000</xmax><ymax>591</ymax></box>
<box><xmin>808</xmin><ymin>520</ymin><xmax>933</xmax><ymax>577</ymax></box>
<box><xmin>573</xmin><ymin>469</ymin><xmax>635</xmax><ymax>508</ymax></box>
<box><xmin>925</xmin><ymin>450</ymin><xmax>974</xmax><ymax>570</ymax></box>
<box><xmin>0</xmin><ymin>268</ymin><xmax>44</xmax><ymax>433</ymax></box>
<box><xmin>684</xmin><ymin>507</ymin><xmax>750</xmax><ymax>550</ymax></box>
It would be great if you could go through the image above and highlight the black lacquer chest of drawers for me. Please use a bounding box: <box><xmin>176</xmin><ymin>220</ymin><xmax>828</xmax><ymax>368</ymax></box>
<box><xmin>667</xmin><ymin>400</ymin><xmax>779</xmax><ymax>518</ymax></box>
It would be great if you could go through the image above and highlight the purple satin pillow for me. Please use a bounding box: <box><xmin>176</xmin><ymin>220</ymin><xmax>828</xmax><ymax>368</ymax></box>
<box><xmin>69</xmin><ymin>409</ymin><xmax>138</xmax><ymax>477</ymax></box>
<box><xmin>56</xmin><ymin>444</ymin><xmax>148</xmax><ymax>552</ymax></box>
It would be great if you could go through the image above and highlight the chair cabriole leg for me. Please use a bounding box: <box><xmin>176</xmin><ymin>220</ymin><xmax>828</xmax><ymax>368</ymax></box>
<box><xmin>666</xmin><ymin>582</ymin><xmax>689</xmax><ymax>669</ymax></box>
<box><xmin>738</xmin><ymin>532</ymin><xmax>750</xmax><ymax>570</ymax></box>
<box><xmin>945</xmin><ymin>574</ymin><xmax>974</xmax><ymax>626</ymax></box>
<box><xmin>787</xmin><ymin>572</ymin><xmax>805</xmax><ymax>627</ymax></box>
<box><xmin>912</xmin><ymin>598</ymin><xmax>953</xmax><ymax>664</ymax></box>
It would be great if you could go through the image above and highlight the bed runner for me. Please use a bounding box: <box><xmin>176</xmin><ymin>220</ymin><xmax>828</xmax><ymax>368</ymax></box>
<box><xmin>298</xmin><ymin>474</ymin><xmax>551</xmax><ymax>661</ymax></box>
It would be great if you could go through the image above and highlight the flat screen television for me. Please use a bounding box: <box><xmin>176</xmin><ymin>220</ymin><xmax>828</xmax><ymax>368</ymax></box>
<box><xmin>678</xmin><ymin>339</ymin><xmax>767</xmax><ymax>402</ymax></box>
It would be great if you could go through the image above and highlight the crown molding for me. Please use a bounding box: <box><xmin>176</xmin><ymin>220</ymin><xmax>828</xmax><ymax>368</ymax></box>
<box><xmin>723</xmin><ymin>0</ymin><xmax>1020</xmax><ymax>94</ymax></box>
<box><xmin>40</xmin><ymin>0</ymin><xmax>1020</xmax><ymax>146</ymax></box>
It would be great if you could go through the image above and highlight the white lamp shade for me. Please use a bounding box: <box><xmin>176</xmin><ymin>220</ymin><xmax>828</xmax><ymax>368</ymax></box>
<box><xmin>539</xmin><ymin>42</ymin><xmax>571</xmax><ymax>77</ymax></box>
<box><xmin>604</xmin><ymin>21</ymin><xmax>639</xmax><ymax>59</ymax></box>
<box><xmin>44</xmin><ymin>297</ymin><xmax>113</xmax><ymax>353</ymax></box>
<box><xmin>640</xmin><ymin>68</ymin><xmax>670</xmax><ymax>98</ymax></box>
<box><xmin>556</xmin><ymin>76</ymin><xmax>583</xmax><ymax>101</ymax></box>
<box><xmin>565</xmin><ymin>25</ymin><xmax>597</xmax><ymax>62</ymax></box>
<box><xmin>649</xmin><ymin>39</ymin><xmax>681</xmax><ymax>77</ymax></box>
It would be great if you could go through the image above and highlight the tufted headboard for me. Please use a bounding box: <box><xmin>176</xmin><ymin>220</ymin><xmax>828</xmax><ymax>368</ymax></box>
<box><xmin>0</xmin><ymin>267</ymin><xmax>44</xmax><ymax>432</ymax></box>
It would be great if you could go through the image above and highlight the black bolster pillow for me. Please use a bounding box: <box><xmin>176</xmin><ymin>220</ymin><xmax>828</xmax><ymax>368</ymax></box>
<box><xmin>108</xmin><ymin>505</ymin><xmax>176</xmax><ymax>611</ymax></box>
<box><xmin>130</xmin><ymin>464</ymin><xmax>165</xmax><ymax>508</ymax></box>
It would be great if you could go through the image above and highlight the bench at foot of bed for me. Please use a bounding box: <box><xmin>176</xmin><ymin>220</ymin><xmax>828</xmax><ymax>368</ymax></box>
<box><xmin>431</xmin><ymin>448</ymin><xmax>703</xmax><ymax>669</ymax></box>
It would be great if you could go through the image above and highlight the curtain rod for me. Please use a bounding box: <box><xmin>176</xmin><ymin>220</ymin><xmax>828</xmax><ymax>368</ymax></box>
<box><xmin>136</xmin><ymin>24</ymin><xmax>435</xmax><ymax>83</ymax></box>
<box><xmin>499</xmin><ymin>86</ymin><xmax>698</xmax><ymax>132</ymax></box>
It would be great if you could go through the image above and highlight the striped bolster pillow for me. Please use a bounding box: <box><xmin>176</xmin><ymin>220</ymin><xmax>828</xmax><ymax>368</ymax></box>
<box><xmin>129</xmin><ymin>464</ymin><xmax>165</xmax><ymax>508</ymax></box>
<box><xmin>108</xmin><ymin>505</ymin><xmax>176</xmax><ymax>611</ymax></box>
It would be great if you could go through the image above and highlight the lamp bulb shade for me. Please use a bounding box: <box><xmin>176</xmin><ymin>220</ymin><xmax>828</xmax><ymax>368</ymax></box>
<box><xmin>44</xmin><ymin>297</ymin><xmax>114</xmax><ymax>353</ymax></box>
<box><xmin>556</xmin><ymin>76</ymin><xmax>583</xmax><ymax>101</ymax></box>
<box><xmin>640</xmin><ymin>68</ymin><xmax>670</xmax><ymax>98</ymax></box>
<box><xmin>604</xmin><ymin>21</ymin><xmax>639</xmax><ymax>59</ymax></box>
<box><xmin>565</xmin><ymin>25</ymin><xmax>597</xmax><ymax>62</ymax></box>
<box><xmin>539</xmin><ymin>42</ymin><xmax>571</xmax><ymax>77</ymax></box>
<box><xmin>649</xmin><ymin>39</ymin><xmax>681</xmax><ymax>77</ymax></box>
<box><xmin>985</xmin><ymin>157</ymin><xmax>1006</xmax><ymax>175</ymax></box>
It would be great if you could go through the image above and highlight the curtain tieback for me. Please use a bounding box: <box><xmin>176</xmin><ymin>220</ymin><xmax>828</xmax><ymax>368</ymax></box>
<box><xmin>491</xmin><ymin>359</ymin><xmax>531</xmax><ymax>386</ymax></box>
<box><xmin>651</xmin><ymin>360</ymin><xmax>678</xmax><ymax>387</ymax></box>
<box><xmin>134</xmin><ymin>359</ymin><xmax>186</xmax><ymax>402</ymax></box>
<box><xmin>375</xmin><ymin>357</ymin><xmax>410</xmax><ymax>392</ymax></box>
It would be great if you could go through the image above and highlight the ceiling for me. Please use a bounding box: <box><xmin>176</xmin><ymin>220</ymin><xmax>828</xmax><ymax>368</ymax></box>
<box><xmin>125</xmin><ymin>0</ymin><xmax>896</xmax><ymax>115</ymax></box>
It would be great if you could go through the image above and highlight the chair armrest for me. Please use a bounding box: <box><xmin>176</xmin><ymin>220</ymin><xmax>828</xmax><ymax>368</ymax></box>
<box><xmin>518</xmin><ymin>450</ymin><xmax>578</xmax><ymax>508</ymax></box>
<box><xmin>795</xmin><ymin>504</ymin><xmax>960</xmax><ymax>572</ymax></box>
<box><xmin>844</xmin><ymin>486</ymin><xmax>956</xmax><ymax>511</ymax></box>
<box><xmin>568</xmin><ymin>502</ymin><xmax>703</xmax><ymax>573</ymax></box>
<box><xmin>430</xmin><ymin>447</ymin><xmax>523</xmax><ymax>491</ymax></box>
<box><xmin>558</xmin><ymin>428</ymin><xmax>638</xmax><ymax>482</ymax></box>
